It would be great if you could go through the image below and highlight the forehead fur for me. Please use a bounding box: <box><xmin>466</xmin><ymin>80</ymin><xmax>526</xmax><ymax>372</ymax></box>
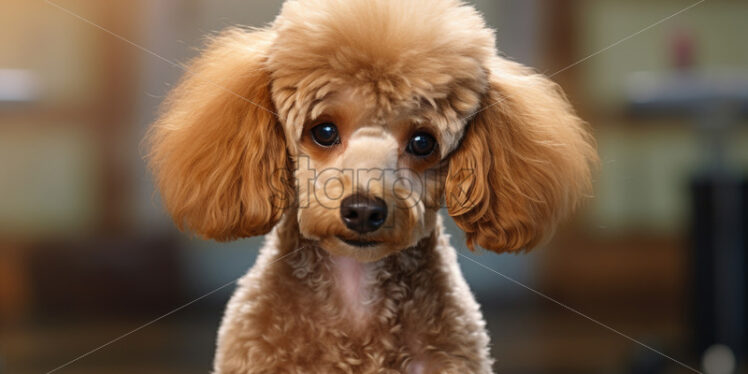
<box><xmin>266</xmin><ymin>0</ymin><xmax>497</xmax><ymax>152</ymax></box>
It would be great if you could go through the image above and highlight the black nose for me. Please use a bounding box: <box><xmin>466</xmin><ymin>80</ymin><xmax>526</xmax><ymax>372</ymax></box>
<box><xmin>340</xmin><ymin>194</ymin><xmax>388</xmax><ymax>234</ymax></box>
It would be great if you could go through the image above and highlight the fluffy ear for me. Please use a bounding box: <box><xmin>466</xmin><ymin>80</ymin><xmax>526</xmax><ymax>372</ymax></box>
<box><xmin>446</xmin><ymin>57</ymin><xmax>597</xmax><ymax>253</ymax></box>
<box><xmin>148</xmin><ymin>29</ymin><xmax>292</xmax><ymax>241</ymax></box>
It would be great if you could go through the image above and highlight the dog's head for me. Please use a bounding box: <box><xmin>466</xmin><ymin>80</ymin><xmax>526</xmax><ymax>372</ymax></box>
<box><xmin>148</xmin><ymin>0</ymin><xmax>597</xmax><ymax>262</ymax></box>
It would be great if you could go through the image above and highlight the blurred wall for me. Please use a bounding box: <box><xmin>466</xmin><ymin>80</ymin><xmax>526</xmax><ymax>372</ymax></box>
<box><xmin>0</xmin><ymin>1</ymin><xmax>104</xmax><ymax>240</ymax></box>
<box><xmin>578</xmin><ymin>0</ymin><xmax>748</xmax><ymax>235</ymax></box>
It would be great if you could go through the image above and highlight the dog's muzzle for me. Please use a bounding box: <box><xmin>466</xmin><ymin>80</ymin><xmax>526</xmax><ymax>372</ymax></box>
<box><xmin>339</xmin><ymin>194</ymin><xmax>387</xmax><ymax>234</ymax></box>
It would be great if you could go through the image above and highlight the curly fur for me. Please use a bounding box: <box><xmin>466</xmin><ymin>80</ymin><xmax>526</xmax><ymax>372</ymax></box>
<box><xmin>147</xmin><ymin>30</ymin><xmax>293</xmax><ymax>241</ymax></box>
<box><xmin>147</xmin><ymin>0</ymin><xmax>596</xmax><ymax>372</ymax></box>
<box><xmin>446</xmin><ymin>57</ymin><xmax>597</xmax><ymax>253</ymax></box>
<box><xmin>214</xmin><ymin>214</ymin><xmax>491</xmax><ymax>373</ymax></box>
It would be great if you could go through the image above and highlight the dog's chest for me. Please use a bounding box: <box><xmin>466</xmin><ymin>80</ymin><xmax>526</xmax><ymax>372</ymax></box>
<box><xmin>323</xmin><ymin>254</ymin><xmax>436</xmax><ymax>373</ymax></box>
<box><xmin>221</xmin><ymin>243</ymin><xmax>492</xmax><ymax>373</ymax></box>
<box><xmin>273</xmin><ymin>245</ymin><xmax>470</xmax><ymax>372</ymax></box>
<box><xmin>330</xmin><ymin>255</ymin><xmax>374</xmax><ymax>323</ymax></box>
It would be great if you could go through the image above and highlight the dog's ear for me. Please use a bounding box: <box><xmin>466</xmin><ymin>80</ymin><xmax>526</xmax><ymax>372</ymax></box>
<box><xmin>446</xmin><ymin>57</ymin><xmax>597</xmax><ymax>253</ymax></box>
<box><xmin>148</xmin><ymin>29</ymin><xmax>292</xmax><ymax>241</ymax></box>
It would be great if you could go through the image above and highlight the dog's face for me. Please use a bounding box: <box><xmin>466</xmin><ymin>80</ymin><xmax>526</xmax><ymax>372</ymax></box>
<box><xmin>267</xmin><ymin>0</ymin><xmax>492</xmax><ymax>261</ymax></box>
<box><xmin>290</xmin><ymin>88</ymin><xmax>453</xmax><ymax>261</ymax></box>
<box><xmin>148</xmin><ymin>0</ymin><xmax>597</xmax><ymax>261</ymax></box>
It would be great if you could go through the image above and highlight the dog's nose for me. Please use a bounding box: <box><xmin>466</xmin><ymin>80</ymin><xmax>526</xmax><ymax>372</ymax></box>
<box><xmin>340</xmin><ymin>194</ymin><xmax>388</xmax><ymax>234</ymax></box>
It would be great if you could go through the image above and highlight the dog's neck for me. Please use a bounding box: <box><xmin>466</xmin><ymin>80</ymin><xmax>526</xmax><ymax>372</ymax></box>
<box><xmin>328</xmin><ymin>254</ymin><xmax>372</xmax><ymax>322</ymax></box>
<box><xmin>272</xmin><ymin>213</ymin><xmax>440</xmax><ymax>328</ymax></box>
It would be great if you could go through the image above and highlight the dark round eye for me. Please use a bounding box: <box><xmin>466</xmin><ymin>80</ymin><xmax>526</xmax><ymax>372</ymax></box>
<box><xmin>311</xmin><ymin>123</ymin><xmax>340</xmax><ymax>147</ymax></box>
<box><xmin>406</xmin><ymin>132</ymin><xmax>437</xmax><ymax>157</ymax></box>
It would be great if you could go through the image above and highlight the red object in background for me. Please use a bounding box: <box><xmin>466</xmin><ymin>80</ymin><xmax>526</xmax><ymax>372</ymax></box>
<box><xmin>671</xmin><ymin>29</ymin><xmax>696</xmax><ymax>70</ymax></box>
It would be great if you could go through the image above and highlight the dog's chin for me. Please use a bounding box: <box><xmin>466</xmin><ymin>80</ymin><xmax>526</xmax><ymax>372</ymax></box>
<box><xmin>317</xmin><ymin>236</ymin><xmax>404</xmax><ymax>263</ymax></box>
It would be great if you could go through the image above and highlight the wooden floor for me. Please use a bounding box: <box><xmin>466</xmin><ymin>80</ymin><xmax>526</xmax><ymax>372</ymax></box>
<box><xmin>1</xmin><ymin>304</ymin><xmax>697</xmax><ymax>374</ymax></box>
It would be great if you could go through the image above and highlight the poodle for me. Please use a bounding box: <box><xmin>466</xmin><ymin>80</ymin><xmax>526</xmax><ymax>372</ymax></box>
<box><xmin>148</xmin><ymin>0</ymin><xmax>596</xmax><ymax>372</ymax></box>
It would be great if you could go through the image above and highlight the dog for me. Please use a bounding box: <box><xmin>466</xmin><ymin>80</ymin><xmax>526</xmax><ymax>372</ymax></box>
<box><xmin>148</xmin><ymin>0</ymin><xmax>596</xmax><ymax>372</ymax></box>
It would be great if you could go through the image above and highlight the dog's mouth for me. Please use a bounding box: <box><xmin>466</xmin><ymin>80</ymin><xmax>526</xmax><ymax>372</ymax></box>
<box><xmin>338</xmin><ymin>236</ymin><xmax>381</xmax><ymax>248</ymax></box>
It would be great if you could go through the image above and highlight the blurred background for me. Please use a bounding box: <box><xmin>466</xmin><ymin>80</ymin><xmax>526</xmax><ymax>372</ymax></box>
<box><xmin>1</xmin><ymin>0</ymin><xmax>747</xmax><ymax>373</ymax></box>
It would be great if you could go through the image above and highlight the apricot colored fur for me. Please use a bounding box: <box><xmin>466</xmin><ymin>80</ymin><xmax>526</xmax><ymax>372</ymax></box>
<box><xmin>148</xmin><ymin>1</ymin><xmax>596</xmax><ymax>372</ymax></box>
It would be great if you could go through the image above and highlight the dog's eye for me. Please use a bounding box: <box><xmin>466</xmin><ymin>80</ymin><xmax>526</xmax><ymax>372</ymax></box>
<box><xmin>406</xmin><ymin>132</ymin><xmax>437</xmax><ymax>157</ymax></box>
<box><xmin>311</xmin><ymin>123</ymin><xmax>340</xmax><ymax>147</ymax></box>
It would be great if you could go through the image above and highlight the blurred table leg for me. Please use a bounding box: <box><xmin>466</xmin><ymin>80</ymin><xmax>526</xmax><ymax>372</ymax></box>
<box><xmin>0</xmin><ymin>243</ymin><xmax>30</xmax><ymax>324</ymax></box>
